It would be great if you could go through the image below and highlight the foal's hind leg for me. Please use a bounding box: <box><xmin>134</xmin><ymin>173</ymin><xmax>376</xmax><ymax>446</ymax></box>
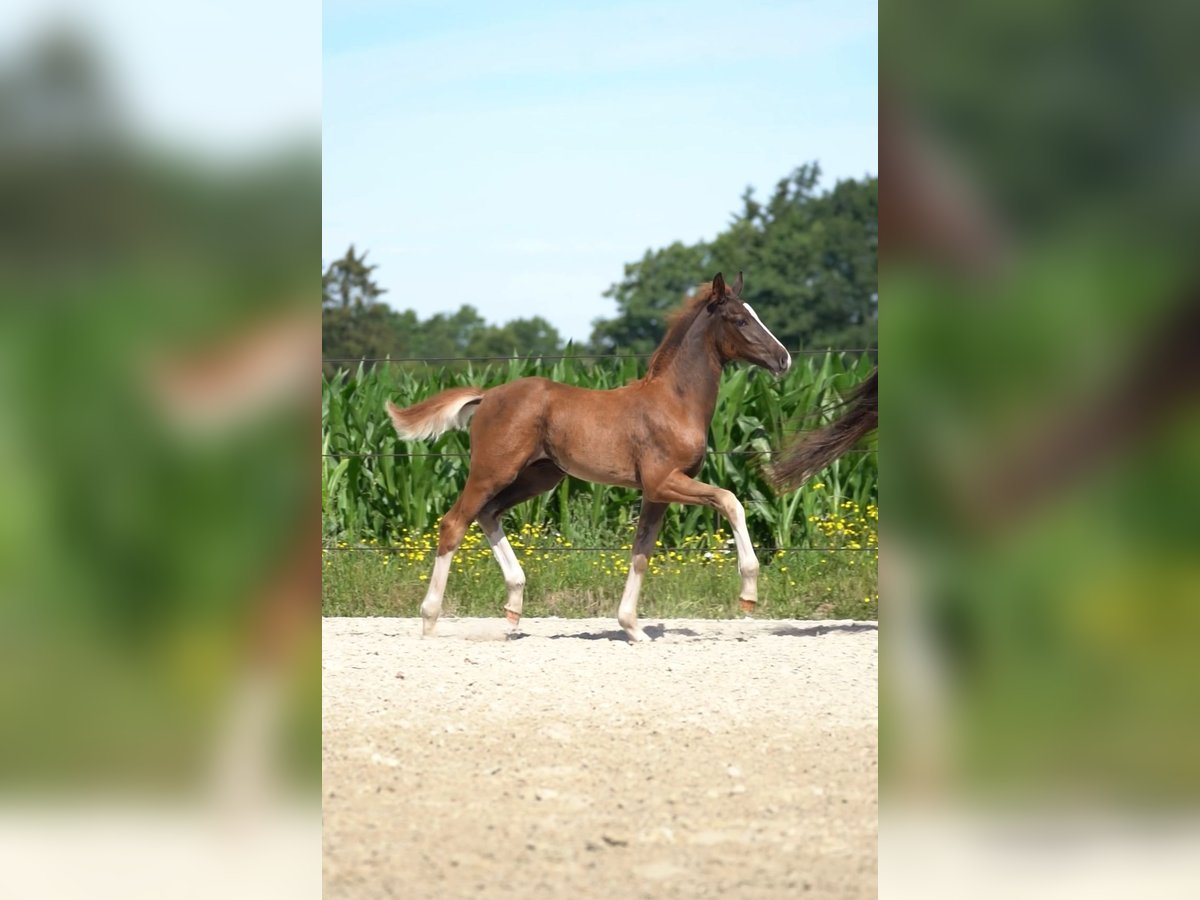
<box><xmin>617</xmin><ymin>500</ymin><xmax>668</xmax><ymax>642</ymax></box>
<box><xmin>421</xmin><ymin>468</ymin><xmax>522</xmax><ymax>636</ymax></box>
<box><xmin>476</xmin><ymin>460</ymin><xmax>565</xmax><ymax>629</ymax></box>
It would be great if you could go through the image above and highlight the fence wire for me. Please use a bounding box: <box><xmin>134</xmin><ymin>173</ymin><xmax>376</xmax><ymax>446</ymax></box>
<box><xmin>323</xmin><ymin>544</ymin><xmax>875</xmax><ymax>554</ymax></box>
<box><xmin>322</xmin><ymin>448</ymin><xmax>875</xmax><ymax>459</ymax></box>
<box><xmin>322</xmin><ymin>347</ymin><xmax>875</xmax><ymax>365</ymax></box>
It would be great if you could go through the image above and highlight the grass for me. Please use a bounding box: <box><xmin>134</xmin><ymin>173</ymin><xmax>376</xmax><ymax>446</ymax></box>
<box><xmin>322</xmin><ymin>498</ymin><xmax>878</xmax><ymax>621</ymax></box>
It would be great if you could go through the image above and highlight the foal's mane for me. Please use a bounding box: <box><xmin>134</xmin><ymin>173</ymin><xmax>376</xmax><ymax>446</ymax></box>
<box><xmin>644</xmin><ymin>284</ymin><xmax>715</xmax><ymax>379</ymax></box>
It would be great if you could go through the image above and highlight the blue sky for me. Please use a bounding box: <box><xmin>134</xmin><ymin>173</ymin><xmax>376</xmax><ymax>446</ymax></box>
<box><xmin>324</xmin><ymin>0</ymin><xmax>877</xmax><ymax>342</ymax></box>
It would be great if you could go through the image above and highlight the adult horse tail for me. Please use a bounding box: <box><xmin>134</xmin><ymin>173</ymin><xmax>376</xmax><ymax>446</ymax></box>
<box><xmin>385</xmin><ymin>387</ymin><xmax>486</xmax><ymax>441</ymax></box>
<box><xmin>766</xmin><ymin>369</ymin><xmax>877</xmax><ymax>492</ymax></box>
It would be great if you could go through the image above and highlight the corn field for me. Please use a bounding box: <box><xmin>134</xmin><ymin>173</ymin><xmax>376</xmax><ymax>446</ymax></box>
<box><xmin>322</xmin><ymin>352</ymin><xmax>877</xmax><ymax>550</ymax></box>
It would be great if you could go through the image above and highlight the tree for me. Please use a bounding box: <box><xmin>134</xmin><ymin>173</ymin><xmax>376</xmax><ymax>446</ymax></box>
<box><xmin>320</xmin><ymin>250</ymin><xmax>569</xmax><ymax>369</ymax></box>
<box><xmin>720</xmin><ymin>164</ymin><xmax>878</xmax><ymax>350</ymax></box>
<box><xmin>321</xmin><ymin>246</ymin><xmax>397</xmax><ymax>371</ymax></box>
<box><xmin>467</xmin><ymin>316</ymin><xmax>564</xmax><ymax>359</ymax></box>
<box><xmin>415</xmin><ymin>305</ymin><xmax>488</xmax><ymax>358</ymax></box>
<box><xmin>503</xmin><ymin>317</ymin><xmax>565</xmax><ymax>358</ymax></box>
<box><xmin>590</xmin><ymin>241</ymin><xmax>713</xmax><ymax>354</ymax></box>
<box><xmin>589</xmin><ymin>164</ymin><xmax>878</xmax><ymax>354</ymax></box>
<box><xmin>323</xmin><ymin>245</ymin><xmax>386</xmax><ymax>310</ymax></box>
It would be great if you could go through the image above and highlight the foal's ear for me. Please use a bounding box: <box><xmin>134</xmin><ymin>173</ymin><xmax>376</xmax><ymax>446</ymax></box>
<box><xmin>707</xmin><ymin>272</ymin><xmax>727</xmax><ymax>313</ymax></box>
<box><xmin>732</xmin><ymin>271</ymin><xmax>744</xmax><ymax>297</ymax></box>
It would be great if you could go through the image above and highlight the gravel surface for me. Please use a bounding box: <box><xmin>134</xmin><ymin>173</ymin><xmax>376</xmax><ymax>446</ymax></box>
<box><xmin>323</xmin><ymin>616</ymin><xmax>877</xmax><ymax>898</ymax></box>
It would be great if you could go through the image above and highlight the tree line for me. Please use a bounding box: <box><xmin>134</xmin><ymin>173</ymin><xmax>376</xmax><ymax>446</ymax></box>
<box><xmin>322</xmin><ymin>163</ymin><xmax>876</xmax><ymax>371</ymax></box>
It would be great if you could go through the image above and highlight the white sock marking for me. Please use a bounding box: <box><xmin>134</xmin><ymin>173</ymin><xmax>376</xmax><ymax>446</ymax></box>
<box><xmin>719</xmin><ymin>492</ymin><xmax>759</xmax><ymax>603</ymax></box>
<box><xmin>420</xmin><ymin>552</ymin><xmax>453</xmax><ymax>629</ymax></box>
<box><xmin>617</xmin><ymin>557</ymin><xmax>650</xmax><ymax>640</ymax></box>
<box><xmin>483</xmin><ymin>524</ymin><xmax>526</xmax><ymax>615</ymax></box>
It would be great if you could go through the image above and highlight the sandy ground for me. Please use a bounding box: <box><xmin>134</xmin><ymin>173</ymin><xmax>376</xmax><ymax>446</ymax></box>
<box><xmin>323</xmin><ymin>616</ymin><xmax>877</xmax><ymax>899</ymax></box>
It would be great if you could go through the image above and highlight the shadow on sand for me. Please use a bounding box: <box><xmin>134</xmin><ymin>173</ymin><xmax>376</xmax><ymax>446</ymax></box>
<box><xmin>769</xmin><ymin>622</ymin><xmax>878</xmax><ymax>638</ymax></box>
<box><xmin>515</xmin><ymin>621</ymin><xmax>875</xmax><ymax>642</ymax></box>
<box><xmin>545</xmin><ymin>623</ymin><xmax>697</xmax><ymax>642</ymax></box>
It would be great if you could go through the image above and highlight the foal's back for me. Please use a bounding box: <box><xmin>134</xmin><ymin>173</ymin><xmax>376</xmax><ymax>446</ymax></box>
<box><xmin>469</xmin><ymin>375</ymin><xmax>661</xmax><ymax>489</ymax></box>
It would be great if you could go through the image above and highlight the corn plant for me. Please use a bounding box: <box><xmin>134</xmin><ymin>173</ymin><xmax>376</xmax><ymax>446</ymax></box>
<box><xmin>322</xmin><ymin>352</ymin><xmax>877</xmax><ymax>550</ymax></box>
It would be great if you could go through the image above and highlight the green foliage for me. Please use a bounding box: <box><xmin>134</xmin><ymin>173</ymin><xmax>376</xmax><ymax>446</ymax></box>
<box><xmin>322</xmin><ymin>353</ymin><xmax>877</xmax><ymax>551</ymax></box>
<box><xmin>0</xmin><ymin>31</ymin><xmax>320</xmax><ymax>785</ymax></box>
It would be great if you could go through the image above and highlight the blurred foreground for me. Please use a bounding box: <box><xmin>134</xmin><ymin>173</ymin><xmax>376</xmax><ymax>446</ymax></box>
<box><xmin>0</xmin><ymin>9</ymin><xmax>318</xmax><ymax>898</ymax></box>
<box><xmin>881</xmin><ymin>1</ymin><xmax>1200</xmax><ymax>896</ymax></box>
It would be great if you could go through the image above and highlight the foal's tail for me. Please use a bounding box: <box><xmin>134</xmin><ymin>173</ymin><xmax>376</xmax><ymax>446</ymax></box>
<box><xmin>765</xmin><ymin>369</ymin><xmax>878</xmax><ymax>492</ymax></box>
<box><xmin>385</xmin><ymin>387</ymin><xmax>486</xmax><ymax>441</ymax></box>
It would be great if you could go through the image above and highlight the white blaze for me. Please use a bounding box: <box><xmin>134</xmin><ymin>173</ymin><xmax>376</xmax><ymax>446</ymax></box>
<box><xmin>744</xmin><ymin>302</ymin><xmax>791</xmax><ymax>371</ymax></box>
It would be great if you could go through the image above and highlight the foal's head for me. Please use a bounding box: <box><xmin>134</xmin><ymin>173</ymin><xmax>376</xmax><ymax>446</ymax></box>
<box><xmin>705</xmin><ymin>272</ymin><xmax>791</xmax><ymax>376</ymax></box>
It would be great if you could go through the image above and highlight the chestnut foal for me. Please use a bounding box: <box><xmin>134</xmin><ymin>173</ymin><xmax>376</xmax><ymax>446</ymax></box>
<box><xmin>386</xmin><ymin>272</ymin><xmax>790</xmax><ymax>641</ymax></box>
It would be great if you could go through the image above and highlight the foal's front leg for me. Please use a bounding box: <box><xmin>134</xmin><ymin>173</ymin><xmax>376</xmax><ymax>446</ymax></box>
<box><xmin>645</xmin><ymin>470</ymin><xmax>760</xmax><ymax>613</ymax></box>
<box><xmin>617</xmin><ymin>501</ymin><xmax>667</xmax><ymax>642</ymax></box>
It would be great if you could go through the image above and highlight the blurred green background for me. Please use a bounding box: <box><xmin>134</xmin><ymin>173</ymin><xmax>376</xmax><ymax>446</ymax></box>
<box><xmin>882</xmin><ymin>0</ymin><xmax>1200</xmax><ymax>807</ymax></box>
<box><xmin>0</xmin><ymin>27</ymin><xmax>318</xmax><ymax>793</ymax></box>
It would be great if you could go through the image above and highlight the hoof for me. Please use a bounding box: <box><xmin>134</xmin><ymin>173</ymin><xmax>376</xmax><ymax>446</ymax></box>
<box><xmin>505</xmin><ymin>609</ymin><xmax>521</xmax><ymax>627</ymax></box>
<box><xmin>739</xmin><ymin>598</ymin><xmax>757</xmax><ymax>614</ymax></box>
<box><xmin>421</xmin><ymin>618</ymin><xmax>437</xmax><ymax>637</ymax></box>
<box><xmin>626</xmin><ymin>628</ymin><xmax>650</xmax><ymax>643</ymax></box>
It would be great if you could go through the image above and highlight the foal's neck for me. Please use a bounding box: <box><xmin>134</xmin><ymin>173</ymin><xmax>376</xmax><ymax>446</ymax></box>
<box><xmin>649</xmin><ymin>315</ymin><xmax>724</xmax><ymax>424</ymax></box>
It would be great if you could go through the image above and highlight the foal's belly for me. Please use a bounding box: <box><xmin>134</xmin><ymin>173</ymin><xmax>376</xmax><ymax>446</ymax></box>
<box><xmin>539</xmin><ymin>424</ymin><xmax>639</xmax><ymax>486</ymax></box>
<box><xmin>558</xmin><ymin>457</ymin><xmax>640</xmax><ymax>489</ymax></box>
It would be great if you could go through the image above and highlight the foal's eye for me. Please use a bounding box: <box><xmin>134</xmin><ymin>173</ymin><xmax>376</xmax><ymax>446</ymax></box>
<box><xmin>734</xmin><ymin>316</ymin><xmax>748</xmax><ymax>327</ymax></box>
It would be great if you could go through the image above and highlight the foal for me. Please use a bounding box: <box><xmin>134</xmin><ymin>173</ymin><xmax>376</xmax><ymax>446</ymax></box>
<box><xmin>386</xmin><ymin>272</ymin><xmax>791</xmax><ymax>641</ymax></box>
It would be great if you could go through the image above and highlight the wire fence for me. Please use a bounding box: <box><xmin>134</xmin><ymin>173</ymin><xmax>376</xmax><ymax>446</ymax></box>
<box><xmin>323</xmin><ymin>543</ymin><xmax>875</xmax><ymax>554</ymax></box>
<box><xmin>321</xmin><ymin>449</ymin><xmax>875</xmax><ymax>459</ymax></box>
<box><xmin>321</xmin><ymin>347</ymin><xmax>875</xmax><ymax>366</ymax></box>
